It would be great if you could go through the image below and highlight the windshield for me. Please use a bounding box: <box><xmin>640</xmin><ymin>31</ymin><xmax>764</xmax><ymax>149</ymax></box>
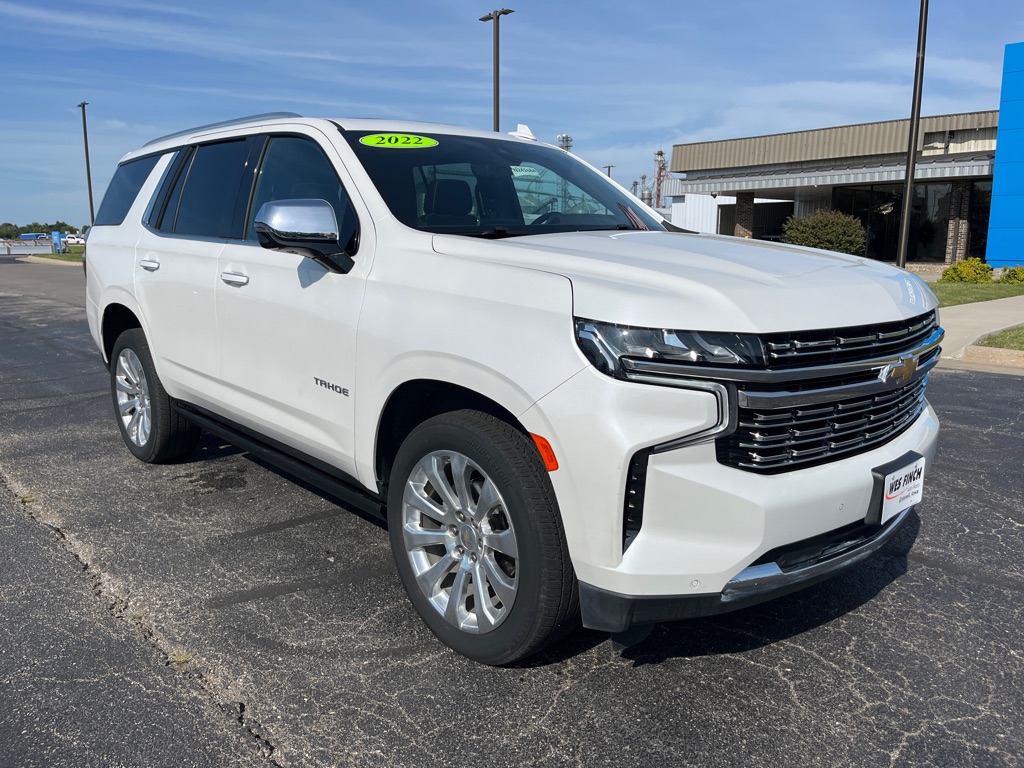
<box><xmin>342</xmin><ymin>130</ymin><xmax>665</xmax><ymax>237</ymax></box>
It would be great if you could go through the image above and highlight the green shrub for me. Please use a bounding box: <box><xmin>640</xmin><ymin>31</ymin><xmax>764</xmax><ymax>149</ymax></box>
<box><xmin>938</xmin><ymin>257</ymin><xmax>993</xmax><ymax>283</ymax></box>
<box><xmin>998</xmin><ymin>265</ymin><xmax>1024</xmax><ymax>284</ymax></box>
<box><xmin>782</xmin><ymin>210</ymin><xmax>866</xmax><ymax>256</ymax></box>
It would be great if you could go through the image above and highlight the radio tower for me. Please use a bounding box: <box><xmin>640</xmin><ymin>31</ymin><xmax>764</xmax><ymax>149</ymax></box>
<box><xmin>653</xmin><ymin>150</ymin><xmax>668</xmax><ymax>209</ymax></box>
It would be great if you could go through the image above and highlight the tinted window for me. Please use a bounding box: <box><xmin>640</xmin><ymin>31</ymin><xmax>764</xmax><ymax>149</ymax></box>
<box><xmin>344</xmin><ymin>131</ymin><xmax>665</xmax><ymax>236</ymax></box>
<box><xmin>150</xmin><ymin>147</ymin><xmax>191</xmax><ymax>232</ymax></box>
<box><xmin>94</xmin><ymin>154</ymin><xmax>161</xmax><ymax>226</ymax></box>
<box><xmin>247</xmin><ymin>136</ymin><xmax>358</xmax><ymax>252</ymax></box>
<box><xmin>174</xmin><ymin>140</ymin><xmax>249</xmax><ymax>238</ymax></box>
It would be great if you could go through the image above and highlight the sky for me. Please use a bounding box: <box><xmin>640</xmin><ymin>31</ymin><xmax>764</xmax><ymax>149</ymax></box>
<box><xmin>1</xmin><ymin>0</ymin><xmax>1022</xmax><ymax>230</ymax></box>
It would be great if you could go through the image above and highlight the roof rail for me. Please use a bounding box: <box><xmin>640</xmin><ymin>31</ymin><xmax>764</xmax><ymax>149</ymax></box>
<box><xmin>143</xmin><ymin>112</ymin><xmax>303</xmax><ymax>147</ymax></box>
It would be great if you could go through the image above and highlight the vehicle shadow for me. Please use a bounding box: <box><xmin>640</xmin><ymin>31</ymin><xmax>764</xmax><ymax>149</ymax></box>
<box><xmin>178</xmin><ymin>431</ymin><xmax>244</xmax><ymax>462</ymax></box>
<box><xmin>527</xmin><ymin>512</ymin><xmax>920</xmax><ymax>668</ymax></box>
<box><xmin>176</xmin><ymin>432</ymin><xmax>388</xmax><ymax>528</ymax></box>
<box><xmin>181</xmin><ymin>431</ymin><xmax>921</xmax><ymax>668</ymax></box>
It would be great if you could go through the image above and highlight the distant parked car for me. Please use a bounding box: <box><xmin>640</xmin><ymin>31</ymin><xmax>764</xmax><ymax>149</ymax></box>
<box><xmin>66</xmin><ymin>234</ymin><xmax>85</xmax><ymax>245</ymax></box>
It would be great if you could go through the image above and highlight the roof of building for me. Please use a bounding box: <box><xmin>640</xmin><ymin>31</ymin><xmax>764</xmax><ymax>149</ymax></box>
<box><xmin>670</xmin><ymin>110</ymin><xmax>999</xmax><ymax>173</ymax></box>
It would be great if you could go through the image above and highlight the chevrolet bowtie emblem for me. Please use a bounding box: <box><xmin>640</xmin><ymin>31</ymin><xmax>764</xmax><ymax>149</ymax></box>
<box><xmin>880</xmin><ymin>355</ymin><xmax>918</xmax><ymax>385</ymax></box>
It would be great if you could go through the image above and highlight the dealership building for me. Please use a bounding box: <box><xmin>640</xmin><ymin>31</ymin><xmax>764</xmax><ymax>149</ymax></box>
<box><xmin>664</xmin><ymin>42</ymin><xmax>1023</xmax><ymax>268</ymax></box>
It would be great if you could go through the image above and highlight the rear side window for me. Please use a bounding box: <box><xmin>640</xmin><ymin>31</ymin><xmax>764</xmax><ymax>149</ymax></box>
<box><xmin>94</xmin><ymin>154</ymin><xmax>161</xmax><ymax>226</ymax></box>
<box><xmin>173</xmin><ymin>139</ymin><xmax>250</xmax><ymax>238</ymax></box>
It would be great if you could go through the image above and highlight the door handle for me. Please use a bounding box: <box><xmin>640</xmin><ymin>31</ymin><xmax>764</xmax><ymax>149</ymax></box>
<box><xmin>220</xmin><ymin>271</ymin><xmax>249</xmax><ymax>287</ymax></box>
<box><xmin>139</xmin><ymin>259</ymin><xmax>160</xmax><ymax>272</ymax></box>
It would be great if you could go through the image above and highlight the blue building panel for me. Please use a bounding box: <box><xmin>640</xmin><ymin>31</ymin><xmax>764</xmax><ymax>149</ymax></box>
<box><xmin>989</xmin><ymin>194</ymin><xmax>1024</xmax><ymax>222</ymax></box>
<box><xmin>987</xmin><ymin>228</ymin><xmax>1024</xmax><ymax>268</ymax></box>
<box><xmin>999</xmin><ymin>71</ymin><xmax>1024</xmax><ymax>102</ymax></box>
<box><xmin>991</xmin><ymin>128</ymin><xmax>1024</xmax><ymax>163</ymax></box>
<box><xmin>991</xmin><ymin>159</ymin><xmax>1024</xmax><ymax>194</ymax></box>
<box><xmin>1005</xmin><ymin>41</ymin><xmax>1024</xmax><ymax>73</ymax></box>
<box><xmin>996</xmin><ymin>98</ymin><xmax>1024</xmax><ymax>131</ymax></box>
<box><xmin>987</xmin><ymin>42</ymin><xmax>1024</xmax><ymax>267</ymax></box>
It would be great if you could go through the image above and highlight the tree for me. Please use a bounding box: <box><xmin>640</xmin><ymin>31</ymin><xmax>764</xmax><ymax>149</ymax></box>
<box><xmin>1</xmin><ymin>220</ymin><xmax>83</xmax><ymax>239</ymax></box>
<box><xmin>16</xmin><ymin>221</ymin><xmax>76</xmax><ymax>235</ymax></box>
<box><xmin>782</xmin><ymin>209</ymin><xmax>866</xmax><ymax>256</ymax></box>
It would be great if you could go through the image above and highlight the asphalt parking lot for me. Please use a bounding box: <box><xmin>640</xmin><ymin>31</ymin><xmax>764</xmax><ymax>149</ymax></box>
<box><xmin>1</xmin><ymin>254</ymin><xmax>1022</xmax><ymax>768</ymax></box>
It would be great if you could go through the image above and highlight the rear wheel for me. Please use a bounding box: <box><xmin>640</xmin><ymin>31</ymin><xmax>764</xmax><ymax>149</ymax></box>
<box><xmin>110</xmin><ymin>329</ymin><xmax>200</xmax><ymax>463</ymax></box>
<box><xmin>387</xmin><ymin>410</ymin><xmax>578</xmax><ymax>665</ymax></box>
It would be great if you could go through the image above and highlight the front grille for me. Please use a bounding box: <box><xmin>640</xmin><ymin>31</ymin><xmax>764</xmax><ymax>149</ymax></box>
<box><xmin>717</xmin><ymin>375</ymin><xmax>928</xmax><ymax>473</ymax></box>
<box><xmin>701</xmin><ymin>310</ymin><xmax>942</xmax><ymax>474</ymax></box>
<box><xmin>762</xmin><ymin>311</ymin><xmax>938</xmax><ymax>369</ymax></box>
<box><xmin>619</xmin><ymin>310</ymin><xmax>942</xmax><ymax>474</ymax></box>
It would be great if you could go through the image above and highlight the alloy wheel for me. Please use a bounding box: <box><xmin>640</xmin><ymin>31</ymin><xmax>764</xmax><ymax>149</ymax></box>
<box><xmin>401</xmin><ymin>450</ymin><xmax>519</xmax><ymax>633</ymax></box>
<box><xmin>114</xmin><ymin>348</ymin><xmax>152</xmax><ymax>447</ymax></box>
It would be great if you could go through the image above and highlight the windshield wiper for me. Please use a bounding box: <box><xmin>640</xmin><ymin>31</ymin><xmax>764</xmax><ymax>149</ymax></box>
<box><xmin>463</xmin><ymin>227</ymin><xmax>525</xmax><ymax>239</ymax></box>
<box><xmin>617</xmin><ymin>203</ymin><xmax>650</xmax><ymax>231</ymax></box>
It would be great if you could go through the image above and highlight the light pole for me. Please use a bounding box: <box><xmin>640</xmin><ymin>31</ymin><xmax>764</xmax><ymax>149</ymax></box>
<box><xmin>479</xmin><ymin>8</ymin><xmax>514</xmax><ymax>132</ymax></box>
<box><xmin>896</xmin><ymin>0</ymin><xmax>928</xmax><ymax>268</ymax></box>
<box><xmin>77</xmin><ymin>101</ymin><xmax>96</xmax><ymax>227</ymax></box>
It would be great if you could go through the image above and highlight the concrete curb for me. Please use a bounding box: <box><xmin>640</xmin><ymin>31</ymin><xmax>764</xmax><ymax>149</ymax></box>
<box><xmin>962</xmin><ymin>344</ymin><xmax>1024</xmax><ymax>367</ymax></box>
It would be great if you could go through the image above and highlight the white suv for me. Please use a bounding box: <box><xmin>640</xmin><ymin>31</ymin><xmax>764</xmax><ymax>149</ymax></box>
<box><xmin>85</xmin><ymin>113</ymin><xmax>942</xmax><ymax>664</ymax></box>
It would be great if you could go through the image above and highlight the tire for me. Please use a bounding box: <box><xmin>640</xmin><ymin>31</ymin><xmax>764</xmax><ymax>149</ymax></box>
<box><xmin>387</xmin><ymin>410</ymin><xmax>578</xmax><ymax>665</ymax></box>
<box><xmin>109</xmin><ymin>329</ymin><xmax>200</xmax><ymax>463</ymax></box>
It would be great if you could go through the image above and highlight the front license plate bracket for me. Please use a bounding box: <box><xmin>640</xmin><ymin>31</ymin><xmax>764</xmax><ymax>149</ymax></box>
<box><xmin>865</xmin><ymin>450</ymin><xmax>926</xmax><ymax>526</ymax></box>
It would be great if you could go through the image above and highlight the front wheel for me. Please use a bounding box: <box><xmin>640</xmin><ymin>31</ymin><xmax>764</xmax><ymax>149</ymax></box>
<box><xmin>110</xmin><ymin>329</ymin><xmax>200</xmax><ymax>463</ymax></box>
<box><xmin>387</xmin><ymin>410</ymin><xmax>578</xmax><ymax>665</ymax></box>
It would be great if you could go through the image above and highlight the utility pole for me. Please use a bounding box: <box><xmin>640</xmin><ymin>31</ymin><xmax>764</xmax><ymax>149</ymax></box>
<box><xmin>77</xmin><ymin>101</ymin><xmax>96</xmax><ymax>226</ymax></box>
<box><xmin>654</xmin><ymin>150</ymin><xmax>667</xmax><ymax>208</ymax></box>
<box><xmin>897</xmin><ymin>0</ymin><xmax>929</xmax><ymax>268</ymax></box>
<box><xmin>479</xmin><ymin>9</ymin><xmax>514</xmax><ymax>132</ymax></box>
<box><xmin>603</xmin><ymin>165</ymin><xmax>615</xmax><ymax>177</ymax></box>
<box><xmin>556</xmin><ymin>134</ymin><xmax>573</xmax><ymax>209</ymax></box>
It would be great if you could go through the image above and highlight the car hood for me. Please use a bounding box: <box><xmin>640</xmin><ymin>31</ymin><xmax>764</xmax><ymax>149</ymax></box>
<box><xmin>431</xmin><ymin>230</ymin><xmax>937</xmax><ymax>332</ymax></box>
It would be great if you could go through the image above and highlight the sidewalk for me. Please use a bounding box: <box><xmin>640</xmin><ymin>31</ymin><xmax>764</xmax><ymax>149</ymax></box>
<box><xmin>937</xmin><ymin>294</ymin><xmax>1024</xmax><ymax>373</ymax></box>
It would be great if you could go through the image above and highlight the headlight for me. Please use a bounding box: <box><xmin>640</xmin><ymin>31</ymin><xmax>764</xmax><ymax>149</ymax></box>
<box><xmin>575</xmin><ymin>318</ymin><xmax>765</xmax><ymax>377</ymax></box>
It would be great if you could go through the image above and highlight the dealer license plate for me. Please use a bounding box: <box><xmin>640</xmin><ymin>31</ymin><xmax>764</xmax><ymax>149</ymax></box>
<box><xmin>880</xmin><ymin>456</ymin><xmax>926</xmax><ymax>524</ymax></box>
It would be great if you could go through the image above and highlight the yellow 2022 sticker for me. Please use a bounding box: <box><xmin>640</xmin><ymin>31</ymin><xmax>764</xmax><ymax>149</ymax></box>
<box><xmin>359</xmin><ymin>133</ymin><xmax>439</xmax><ymax>148</ymax></box>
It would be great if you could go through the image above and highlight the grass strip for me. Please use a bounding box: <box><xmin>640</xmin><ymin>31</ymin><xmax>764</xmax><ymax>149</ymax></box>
<box><xmin>978</xmin><ymin>325</ymin><xmax>1024</xmax><ymax>351</ymax></box>
<box><xmin>931</xmin><ymin>282</ymin><xmax>1024</xmax><ymax>307</ymax></box>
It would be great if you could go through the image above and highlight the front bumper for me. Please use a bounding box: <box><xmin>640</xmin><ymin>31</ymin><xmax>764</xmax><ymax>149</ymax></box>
<box><xmin>522</xmin><ymin>363</ymin><xmax>939</xmax><ymax>634</ymax></box>
<box><xmin>579</xmin><ymin>507</ymin><xmax>912</xmax><ymax>633</ymax></box>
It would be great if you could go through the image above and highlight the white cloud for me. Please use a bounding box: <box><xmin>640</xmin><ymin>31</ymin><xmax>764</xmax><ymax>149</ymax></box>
<box><xmin>856</xmin><ymin>50</ymin><xmax>1003</xmax><ymax>91</ymax></box>
<box><xmin>0</xmin><ymin>0</ymin><xmax>1017</xmax><ymax>225</ymax></box>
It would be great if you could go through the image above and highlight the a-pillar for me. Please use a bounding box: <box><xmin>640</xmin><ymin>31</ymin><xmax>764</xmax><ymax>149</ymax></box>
<box><xmin>734</xmin><ymin>192</ymin><xmax>754</xmax><ymax>238</ymax></box>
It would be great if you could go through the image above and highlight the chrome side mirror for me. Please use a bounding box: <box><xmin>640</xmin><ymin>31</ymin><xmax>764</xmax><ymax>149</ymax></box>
<box><xmin>254</xmin><ymin>199</ymin><xmax>354</xmax><ymax>274</ymax></box>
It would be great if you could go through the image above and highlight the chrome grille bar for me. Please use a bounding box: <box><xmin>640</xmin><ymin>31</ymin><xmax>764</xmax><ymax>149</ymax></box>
<box><xmin>629</xmin><ymin>311</ymin><xmax>942</xmax><ymax>474</ymax></box>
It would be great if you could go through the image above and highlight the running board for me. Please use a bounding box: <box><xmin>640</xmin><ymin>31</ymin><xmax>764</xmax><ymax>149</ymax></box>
<box><xmin>173</xmin><ymin>403</ymin><xmax>385</xmax><ymax>520</ymax></box>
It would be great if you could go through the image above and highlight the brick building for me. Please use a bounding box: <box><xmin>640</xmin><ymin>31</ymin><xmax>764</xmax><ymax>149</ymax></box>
<box><xmin>664</xmin><ymin>111</ymin><xmax>998</xmax><ymax>264</ymax></box>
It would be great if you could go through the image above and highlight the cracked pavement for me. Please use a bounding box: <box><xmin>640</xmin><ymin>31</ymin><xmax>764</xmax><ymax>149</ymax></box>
<box><xmin>0</xmin><ymin>254</ymin><xmax>1021</xmax><ymax>767</ymax></box>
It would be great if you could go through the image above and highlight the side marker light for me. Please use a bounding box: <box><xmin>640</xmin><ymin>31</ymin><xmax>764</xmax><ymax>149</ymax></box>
<box><xmin>530</xmin><ymin>434</ymin><xmax>559</xmax><ymax>472</ymax></box>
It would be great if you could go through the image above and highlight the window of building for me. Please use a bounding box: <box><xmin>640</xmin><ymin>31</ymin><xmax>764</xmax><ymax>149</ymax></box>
<box><xmin>911</xmin><ymin>182</ymin><xmax>952</xmax><ymax>262</ymax></box>
<box><xmin>833</xmin><ymin>181</ymin><xmax>954</xmax><ymax>263</ymax></box>
<box><xmin>969</xmin><ymin>181</ymin><xmax>992</xmax><ymax>259</ymax></box>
